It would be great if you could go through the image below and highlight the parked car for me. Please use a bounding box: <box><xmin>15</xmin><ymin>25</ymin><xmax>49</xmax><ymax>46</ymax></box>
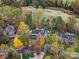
<box><xmin>64</xmin><ymin>32</ymin><xmax>76</xmax><ymax>43</ymax></box>
<box><xmin>30</xmin><ymin>28</ymin><xmax>49</xmax><ymax>39</ymax></box>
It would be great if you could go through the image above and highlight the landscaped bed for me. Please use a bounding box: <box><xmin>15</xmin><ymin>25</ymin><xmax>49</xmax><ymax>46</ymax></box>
<box><xmin>0</xmin><ymin>1</ymin><xmax>79</xmax><ymax>59</ymax></box>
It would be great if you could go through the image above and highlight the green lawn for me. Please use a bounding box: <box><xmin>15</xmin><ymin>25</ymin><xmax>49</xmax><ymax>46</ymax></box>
<box><xmin>75</xmin><ymin>35</ymin><xmax>79</xmax><ymax>52</ymax></box>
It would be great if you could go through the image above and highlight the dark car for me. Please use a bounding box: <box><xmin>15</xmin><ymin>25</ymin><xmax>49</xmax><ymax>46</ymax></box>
<box><xmin>64</xmin><ymin>32</ymin><xmax>76</xmax><ymax>43</ymax></box>
<box><xmin>30</xmin><ymin>28</ymin><xmax>49</xmax><ymax>39</ymax></box>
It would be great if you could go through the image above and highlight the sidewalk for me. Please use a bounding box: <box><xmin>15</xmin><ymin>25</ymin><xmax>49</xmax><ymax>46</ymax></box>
<box><xmin>65</xmin><ymin>52</ymin><xmax>79</xmax><ymax>58</ymax></box>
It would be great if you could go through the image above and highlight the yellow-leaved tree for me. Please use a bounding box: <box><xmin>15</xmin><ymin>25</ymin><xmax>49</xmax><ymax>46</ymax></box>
<box><xmin>13</xmin><ymin>35</ymin><xmax>24</xmax><ymax>50</ymax></box>
<box><xmin>51</xmin><ymin>34</ymin><xmax>60</xmax><ymax>59</ymax></box>
<box><xmin>17</xmin><ymin>16</ymin><xmax>29</xmax><ymax>36</ymax></box>
<box><xmin>39</xmin><ymin>35</ymin><xmax>45</xmax><ymax>47</ymax></box>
